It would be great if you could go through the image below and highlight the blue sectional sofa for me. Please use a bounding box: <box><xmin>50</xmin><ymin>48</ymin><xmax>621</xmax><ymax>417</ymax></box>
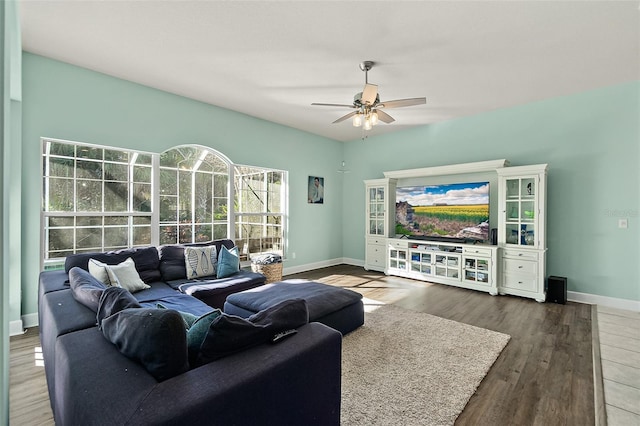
<box><xmin>38</xmin><ymin>240</ymin><xmax>342</xmax><ymax>425</ymax></box>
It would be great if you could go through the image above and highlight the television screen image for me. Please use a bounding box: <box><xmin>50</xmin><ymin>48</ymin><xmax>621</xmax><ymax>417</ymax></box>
<box><xmin>396</xmin><ymin>181</ymin><xmax>490</xmax><ymax>242</ymax></box>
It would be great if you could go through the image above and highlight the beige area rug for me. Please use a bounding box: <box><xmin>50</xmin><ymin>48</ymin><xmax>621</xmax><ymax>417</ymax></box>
<box><xmin>341</xmin><ymin>304</ymin><xmax>510</xmax><ymax>425</ymax></box>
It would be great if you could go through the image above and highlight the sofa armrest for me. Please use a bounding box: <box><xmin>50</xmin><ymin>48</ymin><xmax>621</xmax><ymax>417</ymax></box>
<box><xmin>128</xmin><ymin>322</ymin><xmax>342</xmax><ymax>425</ymax></box>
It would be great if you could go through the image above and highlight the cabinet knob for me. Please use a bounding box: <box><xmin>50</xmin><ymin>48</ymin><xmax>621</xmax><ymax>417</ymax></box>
<box><xmin>518</xmin><ymin>266</ymin><xmax>523</xmax><ymax>269</ymax></box>
<box><xmin>518</xmin><ymin>253</ymin><xmax>523</xmax><ymax>256</ymax></box>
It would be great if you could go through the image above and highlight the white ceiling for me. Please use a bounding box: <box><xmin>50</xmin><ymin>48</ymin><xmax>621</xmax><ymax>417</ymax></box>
<box><xmin>20</xmin><ymin>1</ymin><xmax>640</xmax><ymax>142</ymax></box>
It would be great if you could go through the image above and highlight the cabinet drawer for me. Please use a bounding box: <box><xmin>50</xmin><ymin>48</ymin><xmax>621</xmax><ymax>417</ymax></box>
<box><xmin>388</xmin><ymin>240</ymin><xmax>408</xmax><ymax>249</ymax></box>
<box><xmin>463</xmin><ymin>247</ymin><xmax>492</xmax><ymax>257</ymax></box>
<box><xmin>503</xmin><ymin>258</ymin><xmax>537</xmax><ymax>275</ymax></box>
<box><xmin>502</xmin><ymin>249</ymin><xmax>538</xmax><ymax>261</ymax></box>
<box><xmin>366</xmin><ymin>245</ymin><xmax>386</xmax><ymax>265</ymax></box>
<box><xmin>367</xmin><ymin>237</ymin><xmax>386</xmax><ymax>245</ymax></box>
<box><xmin>502</xmin><ymin>273</ymin><xmax>538</xmax><ymax>292</ymax></box>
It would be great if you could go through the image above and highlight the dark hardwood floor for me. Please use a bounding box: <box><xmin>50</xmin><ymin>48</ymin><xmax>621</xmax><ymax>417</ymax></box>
<box><xmin>10</xmin><ymin>264</ymin><xmax>594</xmax><ymax>425</ymax></box>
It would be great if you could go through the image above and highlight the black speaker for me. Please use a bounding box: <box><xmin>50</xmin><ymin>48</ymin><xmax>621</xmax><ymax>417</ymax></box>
<box><xmin>490</xmin><ymin>228</ymin><xmax>497</xmax><ymax>245</ymax></box>
<box><xmin>547</xmin><ymin>276</ymin><xmax>567</xmax><ymax>304</ymax></box>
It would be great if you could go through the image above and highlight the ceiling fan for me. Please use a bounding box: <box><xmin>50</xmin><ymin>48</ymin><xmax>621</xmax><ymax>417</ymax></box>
<box><xmin>311</xmin><ymin>61</ymin><xmax>426</xmax><ymax>130</ymax></box>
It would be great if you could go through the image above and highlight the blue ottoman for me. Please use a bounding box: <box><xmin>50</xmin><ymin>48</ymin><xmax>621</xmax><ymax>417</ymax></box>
<box><xmin>224</xmin><ymin>279</ymin><xmax>364</xmax><ymax>335</ymax></box>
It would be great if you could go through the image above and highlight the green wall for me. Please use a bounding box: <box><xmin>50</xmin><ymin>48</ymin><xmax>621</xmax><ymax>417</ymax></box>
<box><xmin>19</xmin><ymin>53</ymin><xmax>640</xmax><ymax>323</ymax></box>
<box><xmin>342</xmin><ymin>81</ymin><xmax>640</xmax><ymax>302</ymax></box>
<box><xmin>22</xmin><ymin>53</ymin><xmax>344</xmax><ymax>317</ymax></box>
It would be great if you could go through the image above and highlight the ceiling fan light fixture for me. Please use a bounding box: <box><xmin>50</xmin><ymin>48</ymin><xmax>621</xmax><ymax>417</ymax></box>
<box><xmin>371</xmin><ymin>111</ymin><xmax>379</xmax><ymax>126</ymax></box>
<box><xmin>364</xmin><ymin>116</ymin><xmax>373</xmax><ymax>131</ymax></box>
<box><xmin>353</xmin><ymin>113</ymin><xmax>362</xmax><ymax>127</ymax></box>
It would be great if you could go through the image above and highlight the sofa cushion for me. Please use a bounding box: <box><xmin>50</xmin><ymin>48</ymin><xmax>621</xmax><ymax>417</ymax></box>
<box><xmin>196</xmin><ymin>299</ymin><xmax>308</xmax><ymax>365</ymax></box>
<box><xmin>97</xmin><ymin>287</ymin><xmax>142</xmax><ymax>327</ymax></box>
<box><xmin>65</xmin><ymin>246</ymin><xmax>161</xmax><ymax>283</ymax></box>
<box><xmin>184</xmin><ymin>245</ymin><xmax>217</xmax><ymax>279</ymax></box>
<box><xmin>217</xmin><ymin>246</ymin><xmax>240</xmax><ymax>279</ymax></box>
<box><xmin>87</xmin><ymin>258</ymin><xmax>113</xmax><ymax>286</ymax></box>
<box><xmin>104</xmin><ymin>258</ymin><xmax>151</xmax><ymax>293</ymax></box>
<box><xmin>101</xmin><ymin>307</ymin><xmax>189</xmax><ymax>382</ymax></box>
<box><xmin>159</xmin><ymin>239</ymin><xmax>235</xmax><ymax>281</ymax></box>
<box><xmin>69</xmin><ymin>267</ymin><xmax>107</xmax><ymax>312</ymax></box>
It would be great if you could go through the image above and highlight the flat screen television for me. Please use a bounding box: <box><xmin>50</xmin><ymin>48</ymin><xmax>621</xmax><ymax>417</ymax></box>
<box><xmin>395</xmin><ymin>181</ymin><xmax>490</xmax><ymax>242</ymax></box>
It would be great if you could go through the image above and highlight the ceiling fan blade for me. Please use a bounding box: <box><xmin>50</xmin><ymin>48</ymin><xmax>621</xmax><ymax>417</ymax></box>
<box><xmin>375</xmin><ymin>109</ymin><xmax>395</xmax><ymax>124</ymax></box>
<box><xmin>377</xmin><ymin>97</ymin><xmax>426</xmax><ymax>109</ymax></box>
<box><xmin>311</xmin><ymin>103</ymin><xmax>356</xmax><ymax>108</ymax></box>
<box><xmin>361</xmin><ymin>84</ymin><xmax>378</xmax><ymax>105</ymax></box>
<box><xmin>333</xmin><ymin>111</ymin><xmax>358</xmax><ymax>124</ymax></box>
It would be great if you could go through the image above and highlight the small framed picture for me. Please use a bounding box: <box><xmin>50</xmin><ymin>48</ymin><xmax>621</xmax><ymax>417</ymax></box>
<box><xmin>308</xmin><ymin>176</ymin><xmax>324</xmax><ymax>204</ymax></box>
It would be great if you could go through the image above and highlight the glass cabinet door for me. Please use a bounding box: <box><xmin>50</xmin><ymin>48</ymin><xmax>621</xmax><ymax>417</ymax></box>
<box><xmin>367</xmin><ymin>186</ymin><xmax>386</xmax><ymax>236</ymax></box>
<box><xmin>504</xmin><ymin>177</ymin><xmax>537</xmax><ymax>247</ymax></box>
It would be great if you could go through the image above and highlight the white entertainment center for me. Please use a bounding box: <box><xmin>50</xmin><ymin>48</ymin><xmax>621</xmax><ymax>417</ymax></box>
<box><xmin>364</xmin><ymin>159</ymin><xmax>548</xmax><ymax>302</ymax></box>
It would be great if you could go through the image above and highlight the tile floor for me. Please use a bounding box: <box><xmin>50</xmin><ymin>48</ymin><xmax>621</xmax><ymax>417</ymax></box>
<box><xmin>597</xmin><ymin>305</ymin><xmax>640</xmax><ymax>425</ymax></box>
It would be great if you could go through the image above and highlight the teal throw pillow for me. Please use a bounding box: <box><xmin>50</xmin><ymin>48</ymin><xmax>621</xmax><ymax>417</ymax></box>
<box><xmin>156</xmin><ymin>303</ymin><xmax>198</xmax><ymax>328</ymax></box>
<box><xmin>187</xmin><ymin>309</ymin><xmax>223</xmax><ymax>365</ymax></box>
<box><xmin>217</xmin><ymin>246</ymin><xmax>240</xmax><ymax>278</ymax></box>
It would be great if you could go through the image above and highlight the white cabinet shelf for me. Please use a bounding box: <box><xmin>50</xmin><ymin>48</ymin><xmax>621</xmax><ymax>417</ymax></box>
<box><xmin>385</xmin><ymin>238</ymin><xmax>498</xmax><ymax>295</ymax></box>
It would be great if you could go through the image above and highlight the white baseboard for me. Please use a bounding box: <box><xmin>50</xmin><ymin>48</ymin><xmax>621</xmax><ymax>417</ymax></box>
<box><xmin>283</xmin><ymin>258</ymin><xmax>345</xmax><ymax>276</ymax></box>
<box><xmin>9</xmin><ymin>319</ymin><xmax>24</xmax><ymax>336</ymax></box>
<box><xmin>22</xmin><ymin>312</ymin><xmax>39</xmax><ymax>329</ymax></box>
<box><xmin>568</xmin><ymin>291</ymin><xmax>640</xmax><ymax>312</ymax></box>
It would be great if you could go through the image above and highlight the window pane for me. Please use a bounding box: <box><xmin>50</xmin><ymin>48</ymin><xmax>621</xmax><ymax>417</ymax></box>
<box><xmin>133</xmin><ymin>183</ymin><xmax>152</xmax><ymax>212</ymax></box>
<box><xmin>77</xmin><ymin>146</ymin><xmax>102</xmax><ymax>160</ymax></box>
<box><xmin>49</xmin><ymin>228</ymin><xmax>74</xmax><ymax>252</ymax></box>
<box><xmin>49</xmin><ymin>216</ymin><xmax>74</xmax><ymax>227</ymax></box>
<box><xmin>135</xmin><ymin>154</ymin><xmax>152</xmax><ymax>165</ymax></box>
<box><xmin>133</xmin><ymin>216</ymin><xmax>151</xmax><ymax>225</ymax></box>
<box><xmin>194</xmin><ymin>173</ymin><xmax>212</xmax><ymax>223</ymax></box>
<box><xmin>49</xmin><ymin>141</ymin><xmax>74</xmax><ymax>157</ymax></box>
<box><xmin>214</xmin><ymin>198</ymin><xmax>228</xmax><ymax>221</ymax></box>
<box><xmin>178</xmin><ymin>171</ymin><xmax>192</xmax><ymax>221</ymax></box>
<box><xmin>77</xmin><ymin>216</ymin><xmax>102</xmax><ymax>227</ymax></box>
<box><xmin>49</xmin><ymin>157</ymin><xmax>74</xmax><ymax>178</ymax></box>
<box><xmin>104</xmin><ymin>182</ymin><xmax>128</xmax><ymax>212</ymax></box>
<box><xmin>160</xmin><ymin>196</ymin><xmax>177</xmax><ymax>222</ymax></box>
<box><xmin>133</xmin><ymin>226</ymin><xmax>151</xmax><ymax>245</ymax></box>
<box><xmin>76</xmin><ymin>180</ymin><xmax>102</xmax><ymax>211</ymax></box>
<box><xmin>160</xmin><ymin>150</ymin><xmax>182</xmax><ymax>168</ymax></box>
<box><xmin>160</xmin><ymin>225</ymin><xmax>177</xmax><ymax>245</ymax></box>
<box><xmin>104</xmin><ymin>226</ymin><xmax>128</xmax><ymax>247</ymax></box>
<box><xmin>104</xmin><ymin>162</ymin><xmax>128</xmax><ymax>181</ymax></box>
<box><xmin>213</xmin><ymin>224</ymin><xmax>227</xmax><ymax>240</ymax></box>
<box><xmin>214</xmin><ymin>175</ymin><xmax>228</xmax><ymax>198</ymax></box>
<box><xmin>104</xmin><ymin>149</ymin><xmax>128</xmax><ymax>162</ymax></box>
<box><xmin>160</xmin><ymin>169</ymin><xmax>177</xmax><ymax>195</ymax></box>
<box><xmin>178</xmin><ymin>225</ymin><xmax>192</xmax><ymax>244</ymax></box>
<box><xmin>133</xmin><ymin>166</ymin><xmax>152</xmax><ymax>183</ymax></box>
<box><xmin>105</xmin><ymin>216</ymin><xmax>128</xmax><ymax>226</ymax></box>
<box><xmin>48</xmin><ymin>178</ymin><xmax>74</xmax><ymax>211</ymax></box>
<box><xmin>76</xmin><ymin>160</ymin><xmax>102</xmax><ymax>179</ymax></box>
<box><xmin>76</xmin><ymin>227</ymin><xmax>102</xmax><ymax>249</ymax></box>
<box><xmin>194</xmin><ymin>224</ymin><xmax>212</xmax><ymax>242</ymax></box>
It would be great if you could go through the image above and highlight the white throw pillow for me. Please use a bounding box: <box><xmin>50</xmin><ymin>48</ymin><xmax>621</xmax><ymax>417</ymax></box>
<box><xmin>88</xmin><ymin>258</ymin><xmax>114</xmax><ymax>286</ymax></box>
<box><xmin>104</xmin><ymin>258</ymin><xmax>150</xmax><ymax>293</ymax></box>
<box><xmin>184</xmin><ymin>246</ymin><xmax>218</xmax><ymax>279</ymax></box>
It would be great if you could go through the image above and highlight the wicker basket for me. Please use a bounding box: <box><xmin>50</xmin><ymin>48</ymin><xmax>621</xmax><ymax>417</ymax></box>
<box><xmin>251</xmin><ymin>262</ymin><xmax>283</xmax><ymax>284</ymax></box>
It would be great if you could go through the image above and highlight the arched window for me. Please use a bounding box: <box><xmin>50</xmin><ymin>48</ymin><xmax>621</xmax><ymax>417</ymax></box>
<box><xmin>159</xmin><ymin>146</ymin><xmax>231</xmax><ymax>244</ymax></box>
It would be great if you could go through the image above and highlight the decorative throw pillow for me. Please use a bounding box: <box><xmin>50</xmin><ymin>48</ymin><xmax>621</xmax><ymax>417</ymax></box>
<box><xmin>88</xmin><ymin>258</ymin><xmax>113</xmax><ymax>286</ymax></box>
<box><xmin>216</xmin><ymin>246</ymin><xmax>239</xmax><ymax>279</ymax></box>
<box><xmin>156</xmin><ymin>303</ymin><xmax>198</xmax><ymax>328</ymax></box>
<box><xmin>184</xmin><ymin>246</ymin><xmax>218</xmax><ymax>279</ymax></box>
<box><xmin>105</xmin><ymin>258</ymin><xmax>151</xmax><ymax>293</ymax></box>
<box><xmin>69</xmin><ymin>267</ymin><xmax>107</xmax><ymax>312</ymax></box>
<box><xmin>196</xmin><ymin>299</ymin><xmax>308</xmax><ymax>366</ymax></box>
<box><xmin>186</xmin><ymin>309</ymin><xmax>223</xmax><ymax>365</ymax></box>
<box><xmin>100</xmin><ymin>307</ymin><xmax>189</xmax><ymax>382</ymax></box>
